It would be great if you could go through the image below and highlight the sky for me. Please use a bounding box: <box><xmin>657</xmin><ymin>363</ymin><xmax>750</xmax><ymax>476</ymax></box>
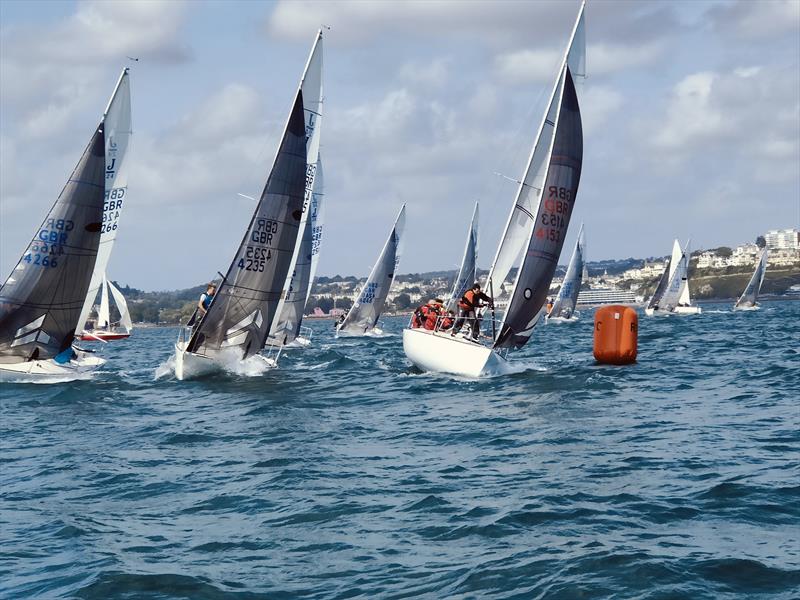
<box><xmin>1</xmin><ymin>0</ymin><xmax>798</xmax><ymax>291</ymax></box>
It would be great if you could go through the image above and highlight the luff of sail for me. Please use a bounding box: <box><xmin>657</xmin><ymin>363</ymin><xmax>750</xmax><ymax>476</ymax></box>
<box><xmin>487</xmin><ymin>2</ymin><xmax>585</xmax><ymax>293</ymax></box>
<box><xmin>494</xmin><ymin>66</ymin><xmax>583</xmax><ymax>350</ymax></box>
<box><xmin>186</xmin><ymin>92</ymin><xmax>308</xmax><ymax>359</ymax></box>
<box><xmin>447</xmin><ymin>203</ymin><xmax>479</xmax><ymax>313</ymax></box>
<box><xmin>76</xmin><ymin>68</ymin><xmax>133</xmax><ymax>334</ymax></box>
<box><xmin>338</xmin><ymin>205</ymin><xmax>406</xmax><ymax>335</ymax></box>
<box><xmin>304</xmin><ymin>158</ymin><xmax>325</xmax><ymax>312</ymax></box>
<box><xmin>647</xmin><ymin>257</ymin><xmax>672</xmax><ymax>310</ymax></box>
<box><xmin>0</xmin><ymin>126</ymin><xmax>106</xmax><ymax>362</ymax></box>
<box><xmin>735</xmin><ymin>248</ymin><xmax>768</xmax><ymax>308</ymax></box>
<box><xmin>549</xmin><ymin>223</ymin><xmax>585</xmax><ymax>319</ymax></box>
<box><xmin>268</xmin><ymin>31</ymin><xmax>324</xmax><ymax>346</ymax></box>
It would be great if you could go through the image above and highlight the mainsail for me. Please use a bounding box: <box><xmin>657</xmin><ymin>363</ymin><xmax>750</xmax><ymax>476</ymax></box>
<box><xmin>0</xmin><ymin>126</ymin><xmax>106</xmax><ymax>362</ymax></box>
<box><xmin>735</xmin><ymin>248</ymin><xmax>768</xmax><ymax>308</ymax></box>
<box><xmin>268</xmin><ymin>31</ymin><xmax>324</xmax><ymax>347</ymax></box>
<box><xmin>660</xmin><ymin>245</ymin><xmax>689</xmax><ymax>310</ymax></box>
<box><xmin>186</xmin><ymin>91</ymin><xmax>308</xmax><ymax>359</ymax></box>
<box><xmin>647</xmin><ymin>257</ymin><xmax>672</xmax><ymax>311</ymax></box>
<box><xmin>95</xmin><ymin>274</ymin><xmax>133</xmax><ymax>332</ymax></box>
<box><xmin>338</xmin><ymin>205</ymin><xmax>406</xmax><ymax>334</ymax></box>
<box><xmin>447</xmin><ymin>203</ymin><xmax>479</xmax><ymax>313</ymax></box>
<box><xmin>76</xmin><ymin>68</ymin><xmax>133</xmax><ymax>334</ymax></box>
<box><xmin>304</xmin><ymin>158</ymin><xmax>325</xmax><ymax>311</ymax></box>
<box><xmin>549</xmin><ymin>223</ymin><xmax>585</xmax><ymax>319</ymax></box>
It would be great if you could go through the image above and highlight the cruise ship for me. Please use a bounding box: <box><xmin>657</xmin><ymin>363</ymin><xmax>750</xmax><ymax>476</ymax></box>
<box><xmin>576</xmin><ymin>286</ymin><xmax>641</xmax><ymax>306</ymax></box>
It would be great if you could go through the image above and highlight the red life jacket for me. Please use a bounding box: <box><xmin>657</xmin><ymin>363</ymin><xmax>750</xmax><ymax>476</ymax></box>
<box><xmin>460</xmin><ymin>290</ymin><xmax>477</xmax><ymax>311</ymax></box>
<box><xmin>424</xmin><ymin>305</ymin><xmax>439</xmax><ymax>330</ymax></box>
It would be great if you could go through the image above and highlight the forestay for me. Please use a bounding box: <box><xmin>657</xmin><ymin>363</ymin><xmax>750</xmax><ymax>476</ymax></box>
<box><xmin>0</xmin><ymin>127</ymin><xmax>106</xmax><ymax>362</ymax></box>
<box><xmin>549</xmin><ymin>223</ymin><xmax>585</xmax><ymax>319</ymax></box>
<box><xmin>338</xmin><ymin>205</ymin><xmax>406</xmax><ymax>335</ymax></box>
<box><xmin>268</xmin><ymin>31</ymin><xmax>324</xmax><ymax>346</ymax></box>
<box><xmin>735</xmin><ymin>248</ymin><xmax>768</xmax><ymax>308</ymax></box>
<box><xmin>447</xmin><ymin>203</ymin><xmax>479</xmax><ymax>313</ymax></box>
<box><xmin>187</xmin><ymin>93</ymin><xmax>308</xmax><ymax>359</ymax></box>
<box><xmin>76</xmin><ymin>68</ymin><xmax>132</xmax><ymax>334</ymax></box>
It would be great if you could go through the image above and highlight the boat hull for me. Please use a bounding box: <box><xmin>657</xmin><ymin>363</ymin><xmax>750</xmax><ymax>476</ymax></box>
<box><xmin>0</xmin><ymin>350</ymin><xmax>106</xmax><ymax>382</ymax></box>
<box><xmin>336</xmin><ymin>326</ymin><xmax>384</xmax><ymax>338</ymax></box>
<box><xmin>733</xmin><ymin>303</ymin><xmax>760</xmax><ymax>312</ymax></box>
<box><xmin>545</xmin><ymin>315</ymin><xmax>579</xmax><ymax>324</ymax></box>
<box><xmin>402</xmin><ymin>327</ymin><xmax>507</xmax><ymax>377</ymax></box>
<box><xmin>79</xmin><ymin>330</ymin><xmax>131</xmax><ymax>341</ymax></box>
<box><xmin>174</xmin><ymin>342</ymin><xmax>224</xmax><ymax>381</ymax></box>
<box><xmin>645</xmin><ymin>305</ymin><xmax>702</xmax><ymax>316</ymax></box>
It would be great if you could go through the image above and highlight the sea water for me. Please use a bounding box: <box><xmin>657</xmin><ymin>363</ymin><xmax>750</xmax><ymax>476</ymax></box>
<box><xmin>1</xmin><ymin>301</ymin><xmax>798</xmax><ymax>599</ymax></box>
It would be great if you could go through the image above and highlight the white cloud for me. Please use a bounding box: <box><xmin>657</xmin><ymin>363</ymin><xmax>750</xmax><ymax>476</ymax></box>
<box><xmin>580</xmin><ymin>86</ymin><xmax>624</xmax><ymax>135</ymax></box>
<box><xmin>708</xmin><ymin>0</ymin><xmax>800</xmax><ymax>41</ymax></box>
<box><xmin>588</xmin><ymin>41</ymin><xmax>664</xmax><ymax>76</ymax></box>
<box><xmin>494</xmin><ymin>49</ymin><xmax>561</xmax><ymax>84</ymax></box>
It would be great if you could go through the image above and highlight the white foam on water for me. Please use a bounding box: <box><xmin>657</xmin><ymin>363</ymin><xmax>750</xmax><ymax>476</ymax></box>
<box><xmin>153</xmin><ymin>355</ymin><xmax>176</xmax><ymax>380</ymax></box>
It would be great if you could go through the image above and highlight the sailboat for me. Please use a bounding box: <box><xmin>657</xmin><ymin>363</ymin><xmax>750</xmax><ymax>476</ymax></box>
<box><xmin>546</xmin><ymin>223</ymin><xmax>585</xmax><ymax>323</ymax></box>
<box><xmin>173</xmin><ymin>30</ymin><xmax>321</xmax><ymax>380</ymax></box>
<box><xmin>734</xmin><ymin>248</ymin><xmax>768</xmax><ymax>311</ymax></box>
<box><xmin>76</xmin><ymin>68</ymin><xmax>133</xmax><ymax>342</ymax></box>
<box><xmin>79</xmin><ymin>275</ymin><xmax>133</xmax><ymax>341</ymax></box>
<box><xmin>403</xmin><ymin>2</ymin><xmax>586</xmax><ymax>377</ymax></box>
<box><xmin>0</xmin><ymin>74</ymin><xmax>124</xmax><ymax>379</ymax></box>
<box><xmin>645</xmin><ymin>239</ymin><xmax>701</xmax><ymax>315</ymax></box>
<box><xmin>336</xmin><ymin>205</ymin><xmax>406</xmax><ymax>337</ymax></box>
<box><xmin>446</xmin><ymin>203</ymin><xmax>479</xmax><ymax>313</ymax></box>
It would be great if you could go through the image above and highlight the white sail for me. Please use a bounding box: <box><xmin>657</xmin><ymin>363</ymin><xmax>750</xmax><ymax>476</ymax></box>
<box><xmin>337</xmin><ymin>205</ymin><xmax>406</xmax><ymax>335</ymax></box>
<box><xmin>107</xmin><ymin>279</ymin><xmax>133</xmax><ymax>332</ymax></box>
<box><xmin>660</xmin><ymin>246</ymin><xmax>689</xmax><ymax>310</ymax></box>
<box><xmin>487</xmin><ymin>3</ymin><xmax>585</xmax><ymax>292</ymax></box>
<box><xmin>305</xmin><ymin>158</ymin><xmax>325</xmax><ymax>308</ymax></box>
<box><xmin>76</xmin><ymin>68</ymin><xmax>132</xmax><ymax>334</ymax></box>
<box><xmin>735</xmin><ymin>248</ymin><xmax>768</xmax><ymax>309</ymax></box>
<box><xmin>549</xmin><ymin>223</ymin><xmax>585</xmax><ymax>319</ymax></box>
<box><xmin>268</xmin><ymin>30</ymin><xmax>324</xmax><ymax>346</ymax></box>
<box><xmin>98</xmin><ymin>274</ymin><xmax>111</xmax><ymax>329</ymax></box>
<box><xmin>447</xmin><ymin>202</ymin><xmax>479</xmax><ymax>313</ymax></box>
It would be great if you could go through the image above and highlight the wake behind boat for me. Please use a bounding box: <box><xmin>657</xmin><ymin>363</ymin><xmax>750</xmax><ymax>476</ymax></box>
<box><xmin>404</xmin><ymin>2</ymin><xmax>586</xmax><ymax>377</ymax></box>
<box><xmin>0</xmin><ymin>75</ymin><xmax>122</xmax><ymax>380</ymax></box>
<box><xmin>173</xmin><ymin>30</ymin><xmax>322</xmax><ymax>380</ymax></box>
<box><xmin>336</xmin><ymin>205</ymin><xmax>405</xmax><ymax>338</ymax></box>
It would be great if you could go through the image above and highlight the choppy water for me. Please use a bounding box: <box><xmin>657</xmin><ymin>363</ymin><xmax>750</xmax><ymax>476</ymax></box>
<box><xmin>2</xmin><ymin>301</ymin><xmax>799</xmax><ymax>599</ymax></box>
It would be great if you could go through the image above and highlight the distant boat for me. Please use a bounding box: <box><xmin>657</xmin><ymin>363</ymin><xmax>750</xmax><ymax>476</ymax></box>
<box><xmin>336</xmin><ymin>205</ymin><xmax>406</xmax><ymax>337</ymax></box>
<box><xmin>76</xmin><ymin>68</ymin><xmax>133</xmax><ymax>342</ymax></box>
<box><xmin>173</xmin><ymin>30</ymin><xmax>321</xmax><ymax>380</ymax></box>
<box><xmin>733</xmin><ymin>248</ymin><xmax>768</xmax><ymax>311</ymax></box>
<box><xmin>546</xmin><ymin>223</ymin><xmax>585</xmax><ymax>322</ymax></box>
<box><xmin>645</xmin><ymin>239</ymin><xmax>701</xmax><ymax>316</ymax></box>
<box><xmin>0</xmin><ymin>75</ymin><xmax>123</xmax><ymax>379</ymax></box>
<box><xmin>446</xmin><ymin>202</ymin><xmax>479</xmax><ymax>313</ymax></box>
<box><xmin>403</xmin><ymin>2</ymin><xmax>586</xmax><ymax>377</ymax></box>
<box><xmin>265</xmin><ymin>34</ymin><xmax>324</xmax><ymax>352</ymax></box>
<box><xmin>79</xmin><ymin>275</ymin><xmax>133</xmax><ymax>341</ymax></box>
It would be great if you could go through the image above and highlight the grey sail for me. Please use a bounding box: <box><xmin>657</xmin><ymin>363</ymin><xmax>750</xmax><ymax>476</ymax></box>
<box><xmin>735</xmin><ymin>248</ymin><xmax>768</xmax><ymax>308</ymax></box>
<box><xmin>303</xmin><ymin>158</ymin><xmax>325</xmax><ymax>314</ymax></box>
<box><xmin>265</xmin><ymin>158</ymin><xmax>322</xmax><ymax>347</ymax></box>
<box><xmin>494</xmin><ymin>67</ymin><xmax>583</xmax><ymax>350</ymax></box>
<box><xmin>187</xmin><ymin>93</ymin><xmax>307</xmax><ymax>359</ymax></box>
<box><xmin>447</xmin><ymin>203</ymin><xmax>479</xmax><ymax>313</ymax></box>
<box><xmin>549</xmin><ymin>224</ymin><xmax>584</xmax><ymax>319</ymax></box>
<box><xmin>0</xmin><ymin>126</ymin><xmax>106</xmax><ymax>362</ymax></box>
<box><xmin>647</xmin><ymin>257</ymin><xmax>672</xmax><ymax>311</ymax></box>
<box><xmin>338</xmin><ymin>205</ymin><xmax>406</xmax><ymax>335</ymax></box>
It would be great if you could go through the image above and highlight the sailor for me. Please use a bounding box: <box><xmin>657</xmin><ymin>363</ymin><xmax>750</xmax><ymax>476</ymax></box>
<box><xmin>197</xmin><ymin>283</ymin><xmax>216</xmax><ymax>318</ymax></box>
<box><xmin>451</xmin><ymin>283</ymin><xmax>493</xmax><ymax>340</ymax></box>
<box><xmin>546</xmin><ymin>297</ymin><xmax>554</xmax><ymax>314</ymax></box>
<box><xmin>438</xmin><ymin>310</ymin><xmax>455</xmax><ymax>332</ymax></box>
<box><xmin>425</xmin><ymin>298</ymin><xmax>445</xmax><ymax>330</ymax></box>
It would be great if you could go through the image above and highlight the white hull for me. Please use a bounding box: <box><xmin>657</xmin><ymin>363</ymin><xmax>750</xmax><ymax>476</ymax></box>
<box><xmin>174</xmin><ymin>342</ymin><xmax>278</xmax><ymax>380</ymax></box>
<box><xmin>733</xmin><ymin>303</ymin><xmax>760</xmax><ymax>312</ymax></box>
<box><xmin>0</xmin><ymin>350</ymin><xmax>105</xmax><ymax>382</ymax></box>
<box><xmin>288</xmin><ymin>335</ymin><xmax>312</xmax><ymax>348</ymax></box>
<box><xmin>402</xmin><ymin>327</ymin><xmax>507</xmax><ymax>378</ymax></box>
<box><xmin>545</xmin><ymin>314</ymin><xmax>579</xmax><ymax>324</ymax></box>
<box><xmin>336</xmin><ymin>326</ymin><xmax>385</xmax><ymax>338</ymax></box>
<box><xmin>645</xmin><ymin>305</ymin><xmax>702</xmax><ymax>316</ymax></box>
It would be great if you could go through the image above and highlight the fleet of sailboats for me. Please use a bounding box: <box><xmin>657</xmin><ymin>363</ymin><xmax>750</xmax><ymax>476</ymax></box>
<box><xmin>0</xmin><ymin>12</ymin><xmax>781</xmax><ymax>383</ymax></box>
<box><xmin>645</xmin><ymin>239</ymin><xmax>701</xmax><ymax>316</ymax></box>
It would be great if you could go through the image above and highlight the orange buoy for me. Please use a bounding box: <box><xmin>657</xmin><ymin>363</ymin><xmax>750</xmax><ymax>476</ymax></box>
<box><xmin>593</xmin><ymin>305</ymin><xmax>638</xmax><ymax>365</ymax></box>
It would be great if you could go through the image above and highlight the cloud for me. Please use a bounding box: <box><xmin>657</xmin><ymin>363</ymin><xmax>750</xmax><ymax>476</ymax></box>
<box><xmin>494</xmin><ymin>49</ymin><xmax>561</xmax><ymax>84</ymax></box>
<box><xmin>707</xmin><ymin>0</ymin><xmax>800</xmax><ymax>40</ymax></box>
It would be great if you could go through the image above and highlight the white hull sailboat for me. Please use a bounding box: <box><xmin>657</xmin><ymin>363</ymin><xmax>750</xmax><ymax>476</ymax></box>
<box><xmin>80</xmin><ymin>274</ymin><xmax>133</xmax><ymax>341</ymax></box>
<box><xmin>546</xmin><ymin>223</ymin><xmax>585</xmax><ymax>324</ymax></box>
<box><xmin>336</xmin><ymin>205</ymin><xmax>406</xmax><ymax>338</ymax></box>
<box><xmin>733</xmin><ymin>248</ymin><xmax>768</xmax><ymax>311</ymax></box>
<box><xmin>173</xmin><ymin>31</ymin><xmax>321</xmax><ymax>380</ymax></box>
<box><xmin>645</xmin><ymin>239</ymin><xmax>701</xmax><ymax>316</ymax></box>
<box><xmin>404</xmin><ymin>3</ymin><xmax>586</xmax><ymax>377</ymax></box>
<box><xmin>0</xmin><ymin>73</ymin><xmax>129</xmax><ymax>381</ymax></box>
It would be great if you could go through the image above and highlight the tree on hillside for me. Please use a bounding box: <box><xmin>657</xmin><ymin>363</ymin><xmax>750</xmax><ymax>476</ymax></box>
<box><xmin>715</xmin><ymin>246</ymin><xmax>733</xmax><ymax>257</ymax></box>
<box><xmin>394</xmin><ymin>293</ymin><xmax>412</xmax><ymax>310</ymax></box>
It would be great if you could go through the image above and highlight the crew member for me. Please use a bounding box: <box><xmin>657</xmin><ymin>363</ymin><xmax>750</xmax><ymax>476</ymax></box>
<box><xmin>197</xmin><ymin>283</ymin><xmax>216</xmax><ymax>317</ymax></box>
<box><xmin>451</xmin><ymin>283</ymin><xmax>493</xmax><ymax>340</ymax></box>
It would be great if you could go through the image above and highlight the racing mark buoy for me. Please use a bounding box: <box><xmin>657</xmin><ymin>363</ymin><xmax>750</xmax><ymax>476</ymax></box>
<box><xmin>593</xmin><ymin>305</ymin><xmax>637</xmax><ymax>365</ymax></box>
